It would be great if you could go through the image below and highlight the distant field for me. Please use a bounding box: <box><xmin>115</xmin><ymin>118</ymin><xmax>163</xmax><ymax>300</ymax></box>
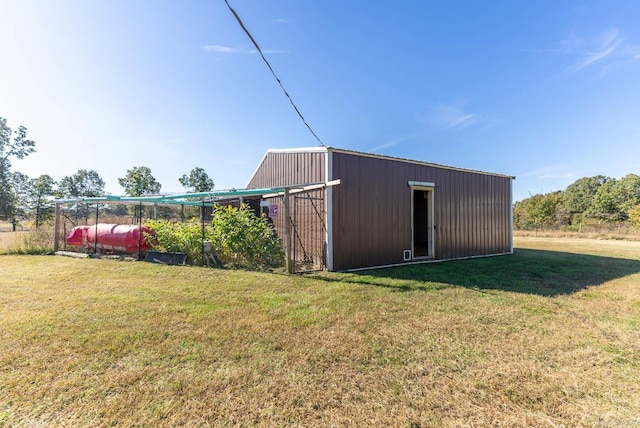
<box><xmin>1</xmin><ymin>237</ymin><xmax>639</xmax><ymax>426</ymax></box>
<box><xmin>514</xmin><ymin>228</ymin><xmax>640</xmax><ymax>241</ymax></box>
<box><xmin>0</xmin><ymin>220</ymin><xmax>30</xmax><ymax>232</ymax></box>
<box><xmin>0</xmin><ymin>221</ymin><xmax>32</xmax><ymax>253</ymax></box>
<box><xmin>0</xmin><ymin>231</ymin><xmax>28</xmax><ymax>249</ymax></box>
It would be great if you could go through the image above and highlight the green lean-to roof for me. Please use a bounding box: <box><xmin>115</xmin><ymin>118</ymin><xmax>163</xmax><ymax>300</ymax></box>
<box><xmin>52</xmin><ymin>182</ymin><xmax>336</xmax><ymax>207</ymax></box>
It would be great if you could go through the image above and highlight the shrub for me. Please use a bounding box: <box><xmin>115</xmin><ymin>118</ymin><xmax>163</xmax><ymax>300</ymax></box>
<box><xmin>146</xmin><ymin>204</ymin><xmax>284</xmax><ymax>270</ymax></box>
<box><xmin>629</xmin><ymin>205</ymin><xmax>640</xmax><ymax>228</ymax></box>
<box><xmin>145</xmin><ymin>219</ymin><xmax>205</xmax><ymax>264</ymax></box>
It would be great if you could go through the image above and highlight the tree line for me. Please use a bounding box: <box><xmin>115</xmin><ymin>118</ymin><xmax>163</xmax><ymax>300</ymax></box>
<box><xmin>0</xmin><ymin>117</ymin><xmax>214</xmax><ymax>228</ymax></box>
<box><xmin>514</xmin><ymin>174</ymin><xmax>640</xmax><ymax>230</ymax></box>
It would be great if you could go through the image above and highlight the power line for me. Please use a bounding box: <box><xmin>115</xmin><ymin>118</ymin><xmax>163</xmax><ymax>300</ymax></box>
<box><xmin>223</xmin><ymin>0</ymin><xmax>325</xmax><ymax>147</ymax></box>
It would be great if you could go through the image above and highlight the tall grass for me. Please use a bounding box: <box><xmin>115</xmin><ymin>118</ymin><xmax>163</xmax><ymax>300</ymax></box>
<box><xmin>0</xmin><ymin>227</ymin><xmax>53</xmax><ymax>255</ymax></box>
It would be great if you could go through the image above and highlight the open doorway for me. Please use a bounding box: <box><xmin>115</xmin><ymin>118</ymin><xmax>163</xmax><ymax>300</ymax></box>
<box><xmin>411</xmin><ymin>185</ymin><xmax>434</xmax><ymax>258</ymax></box>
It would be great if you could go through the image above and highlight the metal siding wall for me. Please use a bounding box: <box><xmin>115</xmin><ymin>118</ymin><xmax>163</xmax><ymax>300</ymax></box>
<box><xmin>250</xmin><ymin>150</ymin><xmax>512</xmax><ymax>271</ymax></box>
<box><xmin>247</xmin><ymin>151</ymin><xmax>326</xmax><ymax>188</ymax></box>
<box><xmin>332</xmin><ymin>152</ymin><xmax>412</xmax><ymax>270</ymax></box>
<box><xmin>246</xmin><ymin>151</ymin><xmax>326</xmax><ymax>267</ymax></box>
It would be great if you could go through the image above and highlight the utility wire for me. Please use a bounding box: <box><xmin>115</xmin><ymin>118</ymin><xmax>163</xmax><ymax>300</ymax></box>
<box><xmin>223</xmin><ymin>0</ymin><xmax>325</xmax><ymax>146</ymax></box>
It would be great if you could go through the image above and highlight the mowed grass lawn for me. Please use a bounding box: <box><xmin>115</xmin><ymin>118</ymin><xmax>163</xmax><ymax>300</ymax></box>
<box><xmin>1</xmin><ymin>238</ymin><xmax>640</xmax><ymax>427</ymax></box>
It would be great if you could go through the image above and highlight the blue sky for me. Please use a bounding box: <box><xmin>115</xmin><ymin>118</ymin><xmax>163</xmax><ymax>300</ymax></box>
<box><xmin>1</xmin><ymin>1</ymin><xmax>639</xmax><ymax>201</ymax></box>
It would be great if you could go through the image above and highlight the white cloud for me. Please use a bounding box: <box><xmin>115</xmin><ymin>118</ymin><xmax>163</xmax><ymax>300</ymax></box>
<box><xmin>368</xmin><ymin>133</ymin><xmax>418</xmax><ymax>152</ymax></box>
<box><xmin>428</xmin><ymin>103</ymin><xmax>487</xmax><ymax>130</ymax></box>
<box><xmin>201</xmin><ymin>45</ymin><xmax>290</xmax><ymax>55</ymax></box>
<box><xmin>260</xmin><ymin>49</ymin><xmax>291</xmax><ymax>54</ymax></box>
<box><xmin>559</xmin><ymin>27</ymin><xmax>640</xmax><ymax>76</ymax></box>
<box><xmin>202</xmin><ymin>45</ymin><xmax>242</xmax><ymax>53</ymax></box>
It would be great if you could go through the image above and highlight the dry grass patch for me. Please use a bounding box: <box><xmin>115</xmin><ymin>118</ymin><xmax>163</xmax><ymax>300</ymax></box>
<box><xmin>0</xmin><ymin>225</ymin><xmax>51</xmax><ymax>255</ymax></box>
<box><xmin>514</xmin><ymin>226</ymin><xmax>640</xmax><ymax>241</ymax></box>
<box><xmin>0</xmin><ymin>232</ymin><xmax>18</xmax><ymax>249</ymax></box>
<box><xmin>1</xmin><ymin>237</ymin><xmax>640</xmax><ymax>426</ymax></box>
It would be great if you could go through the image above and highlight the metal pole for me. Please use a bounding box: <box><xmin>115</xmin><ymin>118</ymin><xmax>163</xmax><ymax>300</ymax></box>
<box><xmin>284</xmin><ymin>189</ymin><xmax>293</xmax><ymax>274</ymax></box>
<box><xmin>94</xmin><ymin>204</ymin><xmax>99</xmax><ymax>254</ymax></box>
<box><xmin>201</xmin><ymin>201</ymin><xmax>205</xmax><ymax>266</ymax></box>
<box><xmin>53</xmin><ymin>203</ymin><xmax>61</xmax><ymax>252</ymax></box>
<box><xmin>138</xmin><ymin>202</ymin><xmax>143</xmax><ymax>260</ymax></box>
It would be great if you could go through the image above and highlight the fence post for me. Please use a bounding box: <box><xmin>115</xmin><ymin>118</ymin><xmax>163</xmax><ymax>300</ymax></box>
<box><xmin>94</xmin><ymin>204</ymin><xmax>100</xmax><ymax>254</ymax></box>
<box><xmin>138</xmin><ymin>202</ymin><xmax>143</xmax><ymax>260</ymax></box>
<box><xmin>201</xmin><ymin>200</ymin><xmax>205</xmax><ymax>266</ymax></box>
<box><xmin>53</xmin><ymin>203</ymin><xmax>61</xmax><ymax>251</ymax></box>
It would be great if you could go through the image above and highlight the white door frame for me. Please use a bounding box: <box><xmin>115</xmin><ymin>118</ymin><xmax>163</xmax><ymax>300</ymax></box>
<box><xmin>409</xmin><ymin>181</ymin><xmax>435</xmax><ymax>259</ymax></box>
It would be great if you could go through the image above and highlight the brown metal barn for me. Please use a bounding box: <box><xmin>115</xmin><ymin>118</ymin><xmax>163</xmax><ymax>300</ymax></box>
<box><xmin>247</xmin><ymin>147</ymin><xmax>514</xmax><ymax>272</ymax></box>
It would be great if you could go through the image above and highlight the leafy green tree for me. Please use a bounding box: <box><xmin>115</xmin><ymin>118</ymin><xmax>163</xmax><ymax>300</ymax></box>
<box><xmin>58</xmin><ymin>169</ymin><xmax>106</xmax><ymax>222</ymax></box>
<box><xmin>587</xmin><ymin>174</ymin><xmax>640</xmax><ymax>222</ymax></box>
<box><xmin>562</xmin><ymin>175</ymin><xmax>608</xmax><ymax>223</ymax></box>
<box><xmin>118</xmin><ymin>166</ymin><xmax>161</xmax><ymax>197</ymax></box>
<box><xmin>513</xmin><ymin>192</ymin><xmax>563</xmax><ymax>230</ymax></box>
<box><xmin>613</xmin><ymin>174</ymin><xmax>640</xmax><ymax>219</ymax></box>
<box><xmin>586</xmin><ymin>179</ymin><xmax>618</xmax><ymax>221</ymax></box>
<box><xmin>0</xmin><ymin>117</ymin><xmax>36</xmax><ymax>220</ymax></box>
<box><xmin>118</xmin><ymin>166</ymin><xmax>162</xmax><ymax>218</ymax></box>
<box><xmin>629</xmin><ymin>205</ymin><xmax>640</xmax><ymax>228</ymax></box>
<box><xmin>58</xmin><ymin>169</ymin><xmax>105</xmax><ymax>198</ymax></box>
<box><xmin>28</xmin><ymin>174</ymin><xmax>56</xmax><ymax>229</ymax></box>
<box><xmin>179</xmin><ymin>167</ymin><xmax>214</xmax><ymax>220</ymax></box>
<box><xmin>103</xmin><ymin>203</ymin><xmax>128</xmax><ymax>217</ymax></box>
<box><xmin>179</xmin><ymin>167</ymin><xmax>214</xmax><ymax>192</ymax></box>
<box><xmin>10</xmin><ymin>171</ymin><xmax>31</xmax><ymax>220</ymax></box>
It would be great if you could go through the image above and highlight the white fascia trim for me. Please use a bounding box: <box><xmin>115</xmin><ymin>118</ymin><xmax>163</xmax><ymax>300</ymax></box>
<box><xmin>509</xmin><ymin>178</ymin><xmax>514</xmax><ymax>253</ymax></box>
<box><xmin>325</xmin><ymin>150</ymin><xmax>333</xmax><ymax>271</ymax></box>
<box><xmin>408</xmin><ymin>181</ymin><xmax>435</xmax><ymax>188</ymax></box>
<box><xmin>267</xmin><ymin>146</ymin><xmax>329</xmax><ymax>154</ymax></box>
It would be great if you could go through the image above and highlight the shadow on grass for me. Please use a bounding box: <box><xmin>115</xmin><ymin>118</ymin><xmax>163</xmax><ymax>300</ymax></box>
<box><xmin>311</xmin><ymin>249</ymin><xmax>640</xmax><ymax>297</ymax></box>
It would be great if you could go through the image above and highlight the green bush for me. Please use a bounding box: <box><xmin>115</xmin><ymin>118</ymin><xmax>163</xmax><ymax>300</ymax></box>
<box><xmin>146</xmin><ymin>205</ymin><xmax>284</xmax><ymax>270</ymax></box>
<box><xmin>628</xmin><ymin>205</ymin><xmax>640</xmax><ymax>228</ymax></box>
<box><xmin>145</xmin><ymin>220</ymin><xmax>204</xmax><ymax>264</ymax></box>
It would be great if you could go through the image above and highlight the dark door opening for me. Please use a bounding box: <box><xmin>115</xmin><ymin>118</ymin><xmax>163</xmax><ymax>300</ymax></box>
<box><xmin>412</xmin><ymin>188</ymin><xmax>433</xmax><ymax>258</ymax></box>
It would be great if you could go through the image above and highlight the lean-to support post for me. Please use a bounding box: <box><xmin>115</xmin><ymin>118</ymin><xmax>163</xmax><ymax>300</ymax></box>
<box><xmin>283</xmin><ymin>188</ymin><xmax>293</xmax><ymax>274</ymax></box>
<box><xmin>53</xmin><ymin>203</ymin><xmax>61</xmax><ymax>251</ymax></box>
<box><xmin>94</xmin><ymin>204</ymin><xmax>99</xmax><ymax>254</ymax></box>
<box><xmin>138</xmin><ymin>202</ymin><xmax>143</xmax><ymax>260</ymax></box>
<box><xmin>201</xmin><ymin>200</ymin><xmax>205</xmax><ymax>266</ymax></box>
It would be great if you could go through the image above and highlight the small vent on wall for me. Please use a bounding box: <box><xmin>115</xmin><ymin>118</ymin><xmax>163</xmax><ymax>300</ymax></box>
<box><xmin>403</xmin><ymin>250</ymin><xmax>411</xmax><ymax>261</ymax></box>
